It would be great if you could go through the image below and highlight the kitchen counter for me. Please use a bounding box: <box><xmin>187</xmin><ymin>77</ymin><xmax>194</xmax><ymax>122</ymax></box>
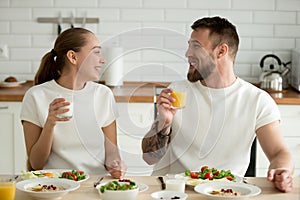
<box><xmin>0</xmin><ymin>80</ymin><xmax>300</xmax><ymax>104</ymax></box>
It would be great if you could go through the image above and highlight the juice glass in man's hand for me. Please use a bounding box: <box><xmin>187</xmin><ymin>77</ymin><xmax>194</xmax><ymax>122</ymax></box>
<box><xmin>170</xmin><ymin>83</ymin><xmax>187</xmax><ymax>109</ymax></box>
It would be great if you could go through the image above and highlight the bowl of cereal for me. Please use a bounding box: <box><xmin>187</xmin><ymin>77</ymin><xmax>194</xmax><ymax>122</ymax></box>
<box><xmin>96</xmin><ymin>179</ymin><xmax>139</xmax><ymax>200</ymax></box>
<box><xmin>16</xmin><ymin>178</ymin><xmax>80</xmax><ymax>199</ymax></box>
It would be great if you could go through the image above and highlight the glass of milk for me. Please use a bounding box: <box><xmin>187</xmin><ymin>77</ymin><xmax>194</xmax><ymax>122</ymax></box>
<box><xmin>165</xmin><ymin>179</ymin><xmax>185</xmax><ymax>193</ymax></box>
<box><xmin>57</xmin><ymin>96</ymin><xmax>73</xmax><ymax>119</ymax></box>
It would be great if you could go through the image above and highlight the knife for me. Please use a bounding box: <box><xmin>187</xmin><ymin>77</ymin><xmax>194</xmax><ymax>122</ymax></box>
<box><xmin>70</xmin><ymin>11</ymin><xmax>75</xmax><ymax>28</ymax></box>
<box><xmin>57</xmin><ymin>12</ymin><xmax>62</xmax><ymax>35</ymax></box>
<box><xmin>81</xmin><ymin>11</ymin><xmax>86</xmax><ymax>28</ymax></box>
<box><xmin>158</xmin><ymin>176</ymin><xmax>166</xmax><ymax>190</ymax></box>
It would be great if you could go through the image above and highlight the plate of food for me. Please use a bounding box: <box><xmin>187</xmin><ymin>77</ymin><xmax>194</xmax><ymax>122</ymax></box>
<box><xmin>21</xmin><ymin>169</ymin><xmax>89</xmax><ymax>182</ymax></box>
<box><xmin>194</xmin><ymin>181</ymin><xmax>261</xmax><ymax>199</ymax></box>
<box><xmin>16</xmin><ymin>178</ymin><xmax>80</xmax><ymax>199</ymax></box>
<box><xmin>0</xmin><ymin>80</ymin><xmax>26</xmax><ymax>87</ymax></box>
<box><xmin>174</xmin><ymin>166</ymin><xmax>242</xmax><ymax>187</ymax></box>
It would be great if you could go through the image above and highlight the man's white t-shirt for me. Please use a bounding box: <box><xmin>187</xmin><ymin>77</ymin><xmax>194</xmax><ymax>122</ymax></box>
<box><xmin>20</xmin><ymin>80</ymin><xmax>118</xmax><ymax>175</ymax></box>
<box><xmin>152</xmin><ymin>78</ymin><xmax>280</xmax><ymax>177</ymax></box>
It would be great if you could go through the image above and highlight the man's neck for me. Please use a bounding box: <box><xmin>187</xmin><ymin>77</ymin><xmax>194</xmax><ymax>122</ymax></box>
<box><xmin>200</xmin><ymin>70</ymin><xmax>237</xmax><ymax>88</ymax></box>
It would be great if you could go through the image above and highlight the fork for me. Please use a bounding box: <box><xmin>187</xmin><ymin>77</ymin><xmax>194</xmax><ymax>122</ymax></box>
<box><xmin>93</xmin><ymin>176</ymin><xmax>104</xmax><ymax>188</ymax></box>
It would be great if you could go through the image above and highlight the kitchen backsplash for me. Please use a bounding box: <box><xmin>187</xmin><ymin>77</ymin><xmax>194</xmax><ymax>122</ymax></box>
<box><xmin>0</xmin><ymin>0</ymin><xmax>300</xmax><ymax>83</ymax></box>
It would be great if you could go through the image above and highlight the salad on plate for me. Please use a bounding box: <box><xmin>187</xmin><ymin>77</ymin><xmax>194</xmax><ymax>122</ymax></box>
<box><xmin>175</xmin><ymin>166</ymin><xmax>239</xmax><ymax>186</ymax></box>
<box><xmin>21</xmin><ymin>169</ymin><xmax>89</xmax><ymax>182</ymax></box>
<box><xmin>99</xmin><ymin>179</ymin><xmax>138</xmax><ymax>193</ymax></box>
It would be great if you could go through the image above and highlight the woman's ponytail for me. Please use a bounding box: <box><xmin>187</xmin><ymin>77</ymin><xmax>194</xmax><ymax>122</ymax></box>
<box><xmin>34</xmin><ymin>50</ymin><xmax>60</xmax><ymax>85</ymax></box>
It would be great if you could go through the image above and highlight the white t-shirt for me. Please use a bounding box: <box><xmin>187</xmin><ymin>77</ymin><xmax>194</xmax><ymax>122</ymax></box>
<box><xmin>20</xmin><ymin>80</ymin><xmax>118</xmax><ymax>175</ymax></box>
<box><xmin>152</xmin><ymin>78</ymin><xmax>280</xmax><ymax>177</ymax></box>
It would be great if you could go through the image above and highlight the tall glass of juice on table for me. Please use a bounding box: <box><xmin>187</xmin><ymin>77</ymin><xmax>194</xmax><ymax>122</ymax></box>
<box><xmin>170</xmin><ymin>82</ymin><xmax>187</xmax><ymax>109</ymax></box>
<box><xmin>0</xmin><ymin>178</ymin><xmax>16</xmax><ymax>200</ymax></box>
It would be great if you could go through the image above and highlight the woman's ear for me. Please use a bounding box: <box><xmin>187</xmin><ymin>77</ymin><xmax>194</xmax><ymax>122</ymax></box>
<box><xmin>217</xmin><ymin>43</ymin><xmax>228</xmax><ymax>58</ymax></box>
<box><xmin>66</xmin><ymin>50</ymin><xmax>77</xmax><ymax>65</ymax></box>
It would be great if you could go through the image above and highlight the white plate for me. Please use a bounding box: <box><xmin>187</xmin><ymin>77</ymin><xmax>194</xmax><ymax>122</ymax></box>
<box><xmin>0</xmin><ymin>80</ymin><xmax>26</xmax><ymax>87</ymax></box>
<box><xmin>151</xmin><ymin>190</ymin><xmax>188</xmax><ymax>200</ymax></box>
<box><xmin>16</xmin><ymin>178</ymin><xmax>80</xmax><ymax>200</ymax></box>
<box><xmin>174</xmin><ymin>173</ymin><xmax>243</xmax><ymax>187</ymax></box>
<box><xmin>22</xmin><ymin>169</ymin><xmax>89</xmax><ymax>183</ymax></box>
<box><xmin>95</xmin><ymin>181</ymin><xmax>148</xmax><ymax>193</ymax></box>
<box><xmin>194</xmin><ymin>182</ymin><xmax>261</xmax><ymax>199</ymax></box>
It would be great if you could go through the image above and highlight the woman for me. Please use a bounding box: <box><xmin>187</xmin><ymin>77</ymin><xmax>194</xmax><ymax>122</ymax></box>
<box><xmin>20</xmin><ymin>28</ymin><xmax>126</xmax><ymax>178</ymax></box>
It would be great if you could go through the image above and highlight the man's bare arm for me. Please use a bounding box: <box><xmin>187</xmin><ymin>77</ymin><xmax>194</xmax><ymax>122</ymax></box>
<box><xmin>142</xmin><ymin>119</ymin><xmax>171</xmax><ymax>165</ymax></box>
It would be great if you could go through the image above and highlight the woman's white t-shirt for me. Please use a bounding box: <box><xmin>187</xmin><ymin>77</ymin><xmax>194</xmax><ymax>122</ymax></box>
<box><xmin>20</xmin><ymin>80</ymin><xmax>118</xmax><ymax>175</ymax></box>
<box><xmin>152</xmin><ymin>78</ymin><xmax>280</xmax><ymax>177</ymax></box>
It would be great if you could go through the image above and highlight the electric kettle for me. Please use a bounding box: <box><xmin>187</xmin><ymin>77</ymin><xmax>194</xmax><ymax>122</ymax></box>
<box><xmin>259</xmin><ymin>54</ymin><xmax>290</xmax><ymax>91</ymax></box>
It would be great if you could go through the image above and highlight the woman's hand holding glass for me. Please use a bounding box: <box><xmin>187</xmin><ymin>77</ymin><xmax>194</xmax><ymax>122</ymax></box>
<box><xmin>47</xmin><ymin>98</ymin><xmax>72</xmax><ymax>125</ymax></box>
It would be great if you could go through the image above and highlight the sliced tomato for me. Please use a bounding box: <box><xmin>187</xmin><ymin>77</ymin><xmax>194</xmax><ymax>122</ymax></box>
<box><xmin>76</xmin><ymin>170</ymin><xmax>84</xmax><ymax>175</ymax></box>
<box><xmin>201</xmin><ymin>166</ymin><xmax>209</xmax><ymax>172</ymax></box>
<box><xmin>62</xmin><ymin>171</ymin><xmax>71</xmax><ymax>178</ymax></box>
<box><xmin>190</xmin><ymin>172</ymin><xmax>199</xmax><ymax>179</ymax></box>
<box><xmin>225</xmin><ymin>176</ymin><xmax>233</xmax><ymax>181</ymax></box>
<box><xmin>204</xmin><ymin>172</ymin><xmax>213</xmax><ymax>180</ymax></box>
<box><xmin>213</xmin><ymin>170</ymin><xmax>220</xmax><ymax>176</ymax></box>
<box><xmin>71</xmin><ymin>173</ymin><xmax>77</xmax><ymax>181</ymax></box>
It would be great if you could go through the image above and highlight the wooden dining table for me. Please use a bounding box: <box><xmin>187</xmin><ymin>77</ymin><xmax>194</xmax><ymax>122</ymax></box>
<box><xmin>13</xmin><ymin>175</ymin><xmax>300</xmax><ymax>200</ymax></box>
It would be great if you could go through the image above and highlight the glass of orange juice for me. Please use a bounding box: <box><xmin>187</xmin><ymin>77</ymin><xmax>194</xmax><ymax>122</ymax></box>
<box><xmin>0</xmin><ymin>177</ymin><xmax>16</xmax><ymax>200</ymax></box>
<box><xmin>170</xmin><ymin>82</ymin><xmax>187</xmax><ymax>109</ymax></box>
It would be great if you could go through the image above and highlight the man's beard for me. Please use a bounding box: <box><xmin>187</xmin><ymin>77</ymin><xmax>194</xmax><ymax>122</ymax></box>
<box><xmin>187</xmin><ymin>62</ymin><xmax>216</xmax><ymax>83</ymax></box>
<box><xmin>187</xmin><ymin>69</ymin><xmax>203</xmax><ymax>82</ymax></box>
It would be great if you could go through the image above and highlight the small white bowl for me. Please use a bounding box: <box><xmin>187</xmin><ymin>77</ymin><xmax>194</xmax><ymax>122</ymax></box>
<box><xmin>96</xmin><ymin>181</ymin><xmax>139</xmax><ymax>200</ymax></box>
<box><xmin>151</xmin><ymin>190</ymin><xmax>188</xmax><ymax>200</ymax></box>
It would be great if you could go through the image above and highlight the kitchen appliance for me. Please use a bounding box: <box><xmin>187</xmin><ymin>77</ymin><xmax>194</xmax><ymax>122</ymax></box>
<box><xmin>259</xmin><ymin>54</ymin><xmax>291</xmax><ymax>92</ymax></box>
<box><xmin>102</xmin><ymin>47</ymin><xmax>124</xmax><ymax>87</ymax></box>
<box><xmin>290</xmin><ymin>49</ymin><xmax>300</xmax><ymax>92</ymax></box>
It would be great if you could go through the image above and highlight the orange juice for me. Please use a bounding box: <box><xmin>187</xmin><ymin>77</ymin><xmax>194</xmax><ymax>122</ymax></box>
<box><xmin>170</xmin><ymin>91</ymin><xmax>187</xmax><ymax>108</ymax></box>
<box><xmin>0</xmin><ymin>182</ymin><xmax>16</xmax><ymax>200</ymax></box>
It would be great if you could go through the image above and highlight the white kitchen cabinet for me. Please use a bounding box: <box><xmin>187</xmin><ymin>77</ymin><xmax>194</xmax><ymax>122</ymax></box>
<box><xmin>116</xmin><ymin>103</ymin><xmax>155</xmax><ymax>176</ymax></box>
<box><xmin>0</xmin><ymin>102</ymin><xmax>27</xmax><ymax>174</ymax></box>
<box><xmin>256</xmin><ymin>105</ymin><xmax>300</xmax><ymax>177</ymax></box>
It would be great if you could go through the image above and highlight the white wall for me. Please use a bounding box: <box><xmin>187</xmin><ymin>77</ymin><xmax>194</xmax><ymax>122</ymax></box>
<box><xmin>0</xmin><ymin>0</ymin><xmax>300</xmax><ymax>83</ymax></box>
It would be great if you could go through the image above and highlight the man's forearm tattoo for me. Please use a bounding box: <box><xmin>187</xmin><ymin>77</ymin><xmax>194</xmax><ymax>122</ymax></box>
<box><xmin>142</xmin><ymin>120</ymin><xmax>171</xmax><ymax>159</ymax></box>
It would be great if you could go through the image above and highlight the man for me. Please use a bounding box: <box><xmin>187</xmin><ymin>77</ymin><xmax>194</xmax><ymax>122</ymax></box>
<box><xmin>142</xmin><ymin>16</ymin><xmax>294</xmax><ymax>192</ymax></box>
